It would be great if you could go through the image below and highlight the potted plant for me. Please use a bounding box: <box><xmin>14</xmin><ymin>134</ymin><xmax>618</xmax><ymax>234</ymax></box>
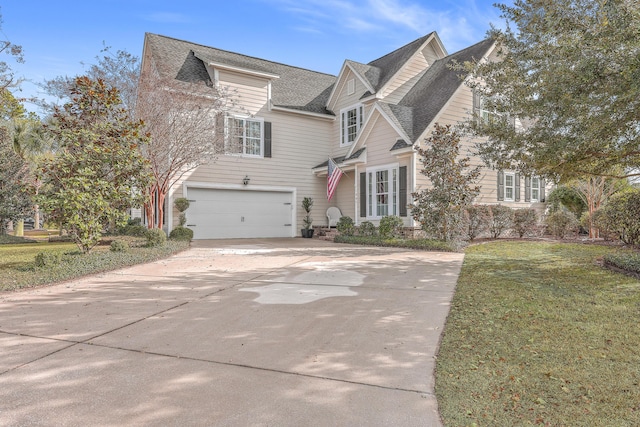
<box><xmin>301</xmin><ymin>196</ymin><xmax>314</xmax><ymax>238</ymax></box>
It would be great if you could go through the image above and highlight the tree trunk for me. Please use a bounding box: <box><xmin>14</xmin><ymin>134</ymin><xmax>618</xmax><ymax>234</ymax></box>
<box><xmin>156</xmin><ymin>190</ymin><xmax>166</xmax><ymax>231</ymax></box>
<box><xmin>145</xmin><ymin>186</ymin><xmax>156</xmax><ymax>229</ymax></box>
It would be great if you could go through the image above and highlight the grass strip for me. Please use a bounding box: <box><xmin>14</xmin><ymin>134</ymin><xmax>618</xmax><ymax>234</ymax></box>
<box><xmin>1</xmin><ymin>239</ymin><xmax>190</xmax><ymax>291</ymax></box>
<box><xmin>436</xmin><ymin>241</ymin><xmax>640</xmax><ymax>426</ymax></box>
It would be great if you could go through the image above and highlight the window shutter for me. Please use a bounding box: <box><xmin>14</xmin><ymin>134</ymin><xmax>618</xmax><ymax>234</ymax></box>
<box><xmin>515</xmin><ymin>173</ymin><xmax>521</xmax><ymax>202</ymax></box>
<box><xmin>263</xmin><ymin>121</ymin><xmax>272</xmax><ymax>158</ymax></box>
<box><xmin>399</xmin><ymin>166</ymin><xmax>407</xmax><ymax>217</ymax></box>
<box><xmin>497</xmin><ymin>170</ymin><xmax>504</xmax><ymax>201</ymax></box>
<box><xmin>473</xmin><ymin>90</ymin><xmax>481</xmax><ymax>113</ymax></box>
<box><xmin>341</xmin><ymin>111</ymin><xmax>345</xmax><ymax>145</ymax></box>
<box><xmin>540</xmin><ymin>179</ymin><xmax>546</xmax><ymax>202</ymax></box>
<box><xmin>360</xmin><ymin>173</ymin><xmax>367</xmax><ymax>217</ymax></box>
<box><xmin>525</xmin><ymin>176</ymin><xmax>531</xmax><ymax>202</ymax></box>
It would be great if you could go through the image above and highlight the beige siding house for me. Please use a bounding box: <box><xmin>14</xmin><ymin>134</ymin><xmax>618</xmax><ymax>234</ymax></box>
<box><xmin>140</xmin><ymin>32</ymin><xmax>544</xmax><ymax>239</ymax></box>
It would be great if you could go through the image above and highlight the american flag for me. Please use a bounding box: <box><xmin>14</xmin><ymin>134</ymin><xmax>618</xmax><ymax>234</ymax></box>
<box><xmin>327</xmin><ymin>158</ymin><xmax>343</xmax><ymax>201</ymax></box>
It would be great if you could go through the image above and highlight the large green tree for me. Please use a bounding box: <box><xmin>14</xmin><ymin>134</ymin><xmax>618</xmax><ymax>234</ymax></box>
<box><xmin>411</xmin><ymin>123</ymin><xmax>481</xmax><ymax>241</ymax></box>
<box><xmin>38</xmin><ymin>77</ymin><xmax>152</xmax><ymax>253</ymax></box>
<box><xmin>464</xmin><ymin>0</ymin><xmax>640</xmax><ymax>181</ymax></box>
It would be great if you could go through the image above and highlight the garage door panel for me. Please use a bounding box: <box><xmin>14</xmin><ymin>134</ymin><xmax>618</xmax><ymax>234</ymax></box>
<box><xmin>186</xmin><ymin>188</ymin><xmax>294</xmax><ymax>239</ymax></box>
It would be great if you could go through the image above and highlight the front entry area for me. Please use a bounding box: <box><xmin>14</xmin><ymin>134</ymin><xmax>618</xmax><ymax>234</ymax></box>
<box><xmin>185</xmin><ymin>187</ymin><xmax>294</xmax><ymax>239</ymax></box>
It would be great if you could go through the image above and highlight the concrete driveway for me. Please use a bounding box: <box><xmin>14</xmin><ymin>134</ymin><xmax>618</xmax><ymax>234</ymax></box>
<box><xmin>0</xmin><ymin>239</ymin><xmax>464</xmax><ymax>426</ymax></box>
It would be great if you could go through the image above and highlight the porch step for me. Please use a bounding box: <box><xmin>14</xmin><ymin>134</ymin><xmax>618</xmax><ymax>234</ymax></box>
<box><xmin>315</xmin><ymin>227</ymin><xmax>339</xmax><ymax>241</ymax></box>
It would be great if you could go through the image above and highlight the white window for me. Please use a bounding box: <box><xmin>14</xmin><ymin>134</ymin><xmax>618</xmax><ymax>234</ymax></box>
<box><xmin>530</xmin><ymin>177</ymin><xmax>541</xmax><ymax>202</ymax></box>
<box><xmin>366</xmin><ymin>165</ymin><xmax>398</xmax><ymax>218</ymax></box>
<box><xmin>340</xmin><ymin>104</ymin><xmax>364</xmax><ymax>146</ymax></box>
<box><xmin>225</xmin><ymin>116</ymin><xmax>264</xmax><ymax>157</ymax></box>
<box><xmin>474</xmin><ymin>93</ymin><xmax>497</xmax><ymax>125</ymax></box>
<box><xmin>504</xmin><ymin>172</ymin><xmax>515</xmax><ymax>202</ymax></box>
<box><xmin>473</xmin><ymin>91</ymin><xmax>514</xmax><ymax>127</ymax></box>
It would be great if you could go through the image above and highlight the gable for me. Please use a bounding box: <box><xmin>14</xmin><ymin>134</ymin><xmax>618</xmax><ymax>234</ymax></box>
<box><xmin>326</xmin><ymin>62</ymin><xmax>377</xmax><ymax>112</ymax></box>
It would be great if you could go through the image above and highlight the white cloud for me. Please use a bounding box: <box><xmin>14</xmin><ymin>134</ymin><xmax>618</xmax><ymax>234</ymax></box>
<box><xmin>265</xmin><ymin>0</ymin><xmax>498</xmax><ymax>52</ymax></box>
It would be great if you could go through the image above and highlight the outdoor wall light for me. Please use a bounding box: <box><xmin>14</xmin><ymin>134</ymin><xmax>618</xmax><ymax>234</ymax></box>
<box><xmin>243</xmin><ymin>175</ymin><xmax>250</xmax><ymax>186</ymax></box>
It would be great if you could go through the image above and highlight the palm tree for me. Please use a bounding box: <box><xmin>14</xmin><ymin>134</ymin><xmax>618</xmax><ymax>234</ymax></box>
<box><xmin>10</xmin><ymin>117</ymin><xmax>52</xmax><ymax>231</ymax></box>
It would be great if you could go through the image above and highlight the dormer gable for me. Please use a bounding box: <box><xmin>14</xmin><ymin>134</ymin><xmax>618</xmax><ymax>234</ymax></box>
<box><xmin>326</xmin><ymin>61</ymin><xmax>379</xmax><ymax>112</ymax></box>
<box><xmin>326</xmin><ymin>32</ymin><xmax>449</xmax><ymax>111</ymax></box>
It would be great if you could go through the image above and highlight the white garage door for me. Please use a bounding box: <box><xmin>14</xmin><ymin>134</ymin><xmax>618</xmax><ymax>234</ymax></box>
<box><xmin>186</xmin><ymin>188</ymin><xmax>294</xmax><ymax>239</ymax></box>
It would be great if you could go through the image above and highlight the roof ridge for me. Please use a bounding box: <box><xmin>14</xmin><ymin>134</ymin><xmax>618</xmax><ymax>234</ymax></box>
<box><xmin>445</xmin><ymin>36</ymin><xmax>495</xmax><ymax>59</ymax></box>
<box><xmin>146</xmin><ymin>32</ymin><xmax>337</xmax><ymax>78</ymax></box>
<box><xmin>367</xmin><ymin>32</ymin><xmax>435</xmax><ymax>65</ymax></box>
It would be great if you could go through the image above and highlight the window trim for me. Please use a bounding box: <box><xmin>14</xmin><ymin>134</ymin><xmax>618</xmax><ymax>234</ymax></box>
<box><xmin>365</xmin><ymin>163</ymin><xmax>399</xmax><ymax>219</ymax></box>
<box><xmin>225</xmin><ymin>115</ymin><xmax>264</xmax><ymax>158</ymax></box>
<box><xmin>340</xmin><ymin>103</ymin><xmax>364</xmax><ymax>147</ymax></box>
<box><xmin>530</xmin><ymin>177</ymin><xmax>541</xmax><ymax>203</ymax></box>
<box><xmin>503</xmin><ymin>172</ymin><xmax>516</xmax><ymax>202</ymax></box>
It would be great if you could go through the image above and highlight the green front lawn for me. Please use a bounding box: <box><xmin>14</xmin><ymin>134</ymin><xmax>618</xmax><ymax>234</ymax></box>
<box><xmin>437</xmin><ymin>241</ymin><xmax>640</xmax><ymax>426</ymax></box>
<box><xmin>0</xmin><ymin>237</ymin><xmax>189</xmax><ymax>292</ymax></box>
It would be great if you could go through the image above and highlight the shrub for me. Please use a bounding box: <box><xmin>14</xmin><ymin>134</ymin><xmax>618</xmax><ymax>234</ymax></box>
<box><xmin>122</xmin><ymin>224</ymin><xmax>148</xmax><ymax>237</ymax></box>
<box><xmin>379</xmin><ymin>215</ymin><xmax>404</xmax><ymax>238</ymax></box>
<box><xmin>174</xmin><ymin>197</ymin><xmax>190</xmax><ymax>213</ymax></box>
<box><xmin>169</xmin><ymin>226</ymin><xmax>194</xmax><ymax>241</ymax></box>
<box><xmin>547</xmin><ymin>185</ymin><xmax>587</xmax><ymax>218</ymax></box>
<box><xmin>145</xmin><ymin>228</ymin><xmax>167</xmax><ymax>247</ymax></box>
<box><xmin>336</xmin><ymin>216</ymin><xmax>355</xmax><ymax>236</ymax></box>
<box><xmin>488</xmin><ymin>205</ymin><xmax>514</xmax><ymax>239</ymax></box>
<box><xmin>110</xmin><ymin>240</ymin><xmax>129</xmax><ymax>252</ymax></box>
<box><xmin>603</xmin><ymin>252</ymin><xmax>640</xmax><ymax>276</ymax></box>
<box><xmin>545</xmin><ymin>210</ymin><xmax>579</xmax><ymax>239</ymax></box>
<box><xmin>592</xmin><ymin>208</ymin><xmax>618</xmax><ymax>241</ymax></box>
<box><xmin>599</xmin><ymin>190</ymin><xmax>640</xmax><ymax>245</ymax></box>
<box><xmin>34</xmin><ymin>251</ymin><xmax>63</xmax><ymax>268</ymax></box>
<box><xmin>465</xmin><ymin>205</ymin><xmax>491</xmax><ymax>241</ymax></box>
<box><xmin>358</xmin><ymin>221</ymin><xmax>377</xmax><ymax>237</ymax></box>
<box><xmin>513</xmin><ymin>208</ymin><xmax>538</xmax><ymax>238</ymax></box>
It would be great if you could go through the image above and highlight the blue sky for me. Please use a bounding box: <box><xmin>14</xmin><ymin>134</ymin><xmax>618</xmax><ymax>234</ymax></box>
<box><xmin>1</xmin><ymin>0</ymin><xmax>507</xmax><ymax>114</ymax></box>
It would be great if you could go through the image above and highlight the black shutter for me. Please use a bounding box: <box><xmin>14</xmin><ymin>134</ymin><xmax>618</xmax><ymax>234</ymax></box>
<box><xmin>473</xmin><ymin>90</ymin><xmax>481</xmax><ymax>113</ymax></box>
<box><xmin>360</xmin><ymin>172</ymin><xmax>367</xmax><ymax>218</ymax></box>
<box><xmin>399</xmin><ymin>166</ymin><xmax>407</xmax><ymax>217</ymax></box>
<box><xmin>497</xmin><ymin>170</ymin><xmax>504</xmax><ymax>201</ymax></box>
<box><xmin>525</xmin><ymin>176</ymin><xmax>531</xmax><ymax>202</ymax></box>
<box><xmin>540</xmin><ymin>178</ymin><xmax>546</xmax><ymax>202</ymax></box>
<box><xmin>263</xmin><ymin>122</ymin><xmax>272</xmax><ymax>158</ymax></box>
<box><xmin>515</xmin><ymin>173</ymin><xmax>521</xmax><ymax>202</ymax></box>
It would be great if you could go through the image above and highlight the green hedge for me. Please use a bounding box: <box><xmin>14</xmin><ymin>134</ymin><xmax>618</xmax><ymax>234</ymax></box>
<box><xmin>603</xmin><ymin>252</ymin><xmax>640</xmax><ymax>278</ymax></box>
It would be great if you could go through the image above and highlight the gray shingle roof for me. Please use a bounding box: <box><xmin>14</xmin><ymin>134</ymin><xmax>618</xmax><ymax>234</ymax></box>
<box><xmin>395</xmin><ymin>37</ymin><xmax>495</xmax><ymax>142</ymax></box>
<box><xmin>390</xmin><ymin>139</ymin><xmax>412</xmax><ymax>151</ymax></box>
<box><xmin>145</xmin><ymin>33</ymin><xmax>337</xmax><ymax>115</ymax></box>
<box><xmin>313</xmin><ymin>147</ymin><xmax>367</xmax><ymax>169</ymax></box>
<box><xmin>345</xmin><ymin>60</ymin><xmax>381</xmax><ymax>92</ymax></box>
<box><xmin>367</xmin><ymin>32</ymin><xmax>435</xmax><ymax>92</ymax></box>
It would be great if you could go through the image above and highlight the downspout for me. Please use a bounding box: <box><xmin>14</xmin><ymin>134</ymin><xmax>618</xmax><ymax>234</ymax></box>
<box><xmin>410</xmin><ymin>151</ymin><xmax>417</xmax><ymax>227</ymax></box>
<box><xmin>354</xmin><ymin>164</ymin><xmax>359</xmax><ymax>225</ymax></box>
